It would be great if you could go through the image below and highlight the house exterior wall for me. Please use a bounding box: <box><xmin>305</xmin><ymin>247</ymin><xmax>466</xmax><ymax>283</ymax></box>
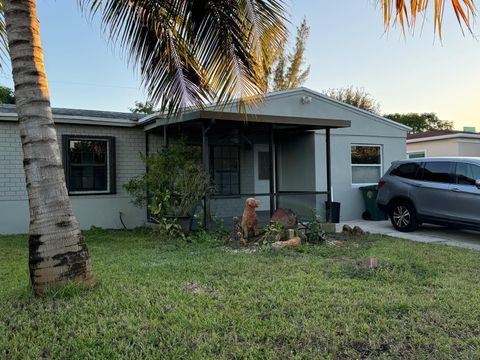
<box><xmin>458</xmin><ymin>140</ymin><xmax>480</xmax><ymax>156</ymax></box>
<box><xmin>1</xmin><ymin>88</ymin><xmax>409</xmax><ymax>233</ymax></box>
<box><xmin>315</xmin><ymin>129</ymin><xmax>406</xmax><ymax>222</ymax></box>
<box><xmin>407</xmin><ymin>139</ymin><xmax>460</xmax><ymax>157</ymax></box>
<box><xmin>0</xmin><ymin>121</ymin><xmax>152</xmax><ymax>234</ymax></box>
<box><xmin>209</xmin><ymin>88</ymin><xmax>409</xmax><ymax>222</ymax></box>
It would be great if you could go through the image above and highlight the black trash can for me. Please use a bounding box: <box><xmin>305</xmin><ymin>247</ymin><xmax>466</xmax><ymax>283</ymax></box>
<box><xmin>325</xmin><ymin>201</ymin><xmax>341</xmax><ymax>223</ymax></box>
<box><xmin>359</xmin><ymin>185</ymin><xmax>388</xmax><ymax>221</ymax></box>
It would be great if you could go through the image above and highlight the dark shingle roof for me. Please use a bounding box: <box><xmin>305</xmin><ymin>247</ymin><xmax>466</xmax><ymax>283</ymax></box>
<box><xmin>0</xmin><ymin>104</ymin><xmax>144</xmax><ymax>121</ymax></box>
<box><xmin>407</xmin><ymin>130</ymin><xmax>480</xmax><ymax>140</ymax></box>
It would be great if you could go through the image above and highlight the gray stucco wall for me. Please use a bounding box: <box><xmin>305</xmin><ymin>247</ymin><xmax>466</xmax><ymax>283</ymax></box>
<box><xmin>1</xmin><ymin>88</ymin><xmax>408</xmax><ymax>233</ymax></box>
<box><xmin>0</xmin><ymin>121</ymin><xmax>156</xmax><ymax>234</ymax></box>
<box><xmin>315</xmin><ymin>130</ymin><xmax>406</xmax><ymax>221</ymax></box>
<box><xmin>216</xmin><ymin>88</ymin><xmax>408</xmax><ymax>221</ymax></box>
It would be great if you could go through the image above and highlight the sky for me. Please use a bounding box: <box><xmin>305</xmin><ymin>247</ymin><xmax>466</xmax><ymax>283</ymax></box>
<box><xmin>2</xmin><ymin>0</ymin><xmax>480</xmax><ymax>130</ymax></box>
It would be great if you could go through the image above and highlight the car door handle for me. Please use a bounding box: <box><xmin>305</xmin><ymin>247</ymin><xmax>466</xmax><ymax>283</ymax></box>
<box><xmin>451</xmin><ymin>188</ymin><xmax>461</xmax><ymax>192</ymax></box>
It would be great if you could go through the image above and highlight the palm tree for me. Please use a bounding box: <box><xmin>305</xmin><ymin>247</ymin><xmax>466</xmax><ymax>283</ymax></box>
<box><xmin>2</xmin><ymin>0</ymin><xmax>288</xmax><ymax>294</ymax></box>
<box><xmin>380</xmin><ymin>0</ymin><xmax>475</xmax><ymax>37</ymax></box>
<box><xmin>1</xmin><ymin>0</ymin><xmax>476</xmax><ymax>295</ymax></box>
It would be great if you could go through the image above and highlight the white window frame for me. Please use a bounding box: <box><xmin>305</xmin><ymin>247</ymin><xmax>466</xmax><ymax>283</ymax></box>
<box><xmin>351</xmin><ymin>144</ymin><xmax>383</xmax><ymax>187</ymax></box>
<box><xmin>407</xmin><ymin>150</ymin><xmax>427</xmax><ymax>159</ymax></box>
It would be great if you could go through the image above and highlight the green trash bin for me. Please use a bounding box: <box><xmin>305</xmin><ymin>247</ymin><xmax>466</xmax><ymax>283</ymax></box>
<box><xmin>359</xmin><ymin>185</ymin><xmax>388</xmax><ymax>221</ymax></box>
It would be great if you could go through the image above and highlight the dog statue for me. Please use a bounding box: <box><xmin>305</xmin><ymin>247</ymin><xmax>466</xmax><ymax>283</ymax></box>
<box><xmin>241</xmin><ymin>198</ymin><xmax>260</xmax><ymax>240</ymax></box>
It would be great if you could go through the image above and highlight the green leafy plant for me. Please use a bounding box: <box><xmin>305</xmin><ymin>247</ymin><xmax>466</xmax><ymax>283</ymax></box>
<box><xmin>261</xmin><ymin>222</ymin><xmax>287</xmax><ymax>245</ymax></box>
<box><xmin>299</xmin><ymin>211</ymin><xmax>326</xmax><ymax>244</ymax></box>
<box><xmin>124</xmin><ymin>141</ymin><xmax>213</xmax><ymax>224</ymax></box>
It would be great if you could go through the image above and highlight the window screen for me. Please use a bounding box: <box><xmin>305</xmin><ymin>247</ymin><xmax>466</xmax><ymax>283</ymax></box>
<box><xmin>258</xmin><ymin>151</ymin><xmax>270</xmax><ymax>180</ymax></box>
<box><xmin>210</xmin><ymin>146</ymin><xmax>240</xmax><ymax>195</ymax></box>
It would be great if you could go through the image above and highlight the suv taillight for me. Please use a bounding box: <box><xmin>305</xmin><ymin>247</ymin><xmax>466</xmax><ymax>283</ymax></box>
<box><xmin>377</xmin><ymin>180</ymin><xmax>386</xmax><ymax>189</ymax></box>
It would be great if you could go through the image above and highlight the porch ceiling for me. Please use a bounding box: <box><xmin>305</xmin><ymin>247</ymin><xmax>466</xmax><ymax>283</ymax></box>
<box><xmin>143</xmin><ymin>110</ymin><xmax>351</xmax><ymax>132</ymax></box>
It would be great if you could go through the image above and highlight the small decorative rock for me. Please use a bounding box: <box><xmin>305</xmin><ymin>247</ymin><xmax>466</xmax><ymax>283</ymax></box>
<box><xmin>353</xmin><ymin>226</ymin><xmax>367</xmax><ymax>236</ymax></box>
<box><xmin>363</xmin><ymin>256</ymin><xmax>378</xmax><ymax>270</ymax></box>
<box><xmin>272</xmin><ymin>236</ymin><xmax>301</xmax><ymax>249</ymax></box>
<box><xmin>342</xmin><ymin>224</ymin><xmax>353</xmax><ymax>234</ymax></box>
<box><xmin>342</xmin><ymin>224</ymin><xmax>369</xmax><ymax>237</ymax></box>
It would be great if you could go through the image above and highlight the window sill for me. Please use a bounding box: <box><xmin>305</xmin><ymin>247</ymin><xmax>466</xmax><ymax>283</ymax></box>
<box><xmin>351</xmin><ymin>183</ymin><xmax>377</xmax><ymax>188</ymax></box>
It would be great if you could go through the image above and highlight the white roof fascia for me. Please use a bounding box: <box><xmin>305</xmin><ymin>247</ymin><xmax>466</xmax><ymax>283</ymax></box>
<box><xmin>407</xmin><ymin>133</ymin><xmax>480</xmax><ymax>143</ymax></box>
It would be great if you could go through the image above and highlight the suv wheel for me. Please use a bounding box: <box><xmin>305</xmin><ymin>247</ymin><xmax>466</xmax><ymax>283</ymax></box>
<box><xmin>389</xmin><ymin>201</ymin><xmax>418</xmax><ymax>232</ymax></box>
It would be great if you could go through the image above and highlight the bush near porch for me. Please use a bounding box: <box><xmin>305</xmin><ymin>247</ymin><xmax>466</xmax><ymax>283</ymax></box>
<box><xmin>1</xmin><ymin>230</ymin><xmax>480</xmax><ymax>359</ymax></box>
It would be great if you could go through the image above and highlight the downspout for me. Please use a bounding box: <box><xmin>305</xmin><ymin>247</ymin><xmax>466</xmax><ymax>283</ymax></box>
<box><xmin>326</xmin><ymin>128</ymin><xmax>332</xmax><ymax>222</ymax></box>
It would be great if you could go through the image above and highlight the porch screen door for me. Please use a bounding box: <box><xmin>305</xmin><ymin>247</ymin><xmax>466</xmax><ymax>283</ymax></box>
<box><xmin>254</xmin><ymin>144</ymin><xmax>270</xmax><ymax>212</ymax></box>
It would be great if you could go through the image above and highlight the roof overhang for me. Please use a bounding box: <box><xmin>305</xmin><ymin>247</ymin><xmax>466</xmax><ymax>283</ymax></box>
<box><xmin>143</xmin><ymin>110</ymin><xmax>351</xmax><ymax>132</ymax></box>
<box><xmin>407</xmin><ymin>133</ymin><xmax>480</xmax><ymax>143</ymax></box>
<box><xmin>0</xmin><ymin>113</ymin><xmax>138</xmax><ymax>127</ymax></box>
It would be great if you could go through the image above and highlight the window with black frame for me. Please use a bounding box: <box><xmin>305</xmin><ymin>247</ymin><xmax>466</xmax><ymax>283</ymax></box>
<box><xmin>210</xmin><ymin>145</ymin><xmax>240</xmax><ymax>195</ymax></box>
<box><xmin>63</xmin><ymin>135</ymin><xmax>116</xmax><ymax>194</ymax></box>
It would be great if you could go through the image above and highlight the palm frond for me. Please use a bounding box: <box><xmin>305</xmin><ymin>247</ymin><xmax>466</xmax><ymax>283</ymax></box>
<box><xmin>78</xmin><ymin>0</ymin><xmax>288</xmax><ymax>114</ymax></box>
<box><xmin>379</xmin><ymin>0</ymin><xmax>476</xmax><ymax>37</ymax></box>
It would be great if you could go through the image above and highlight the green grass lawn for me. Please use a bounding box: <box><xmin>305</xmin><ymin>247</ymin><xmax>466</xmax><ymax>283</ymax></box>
<box><xmin>1</xmin><ymin>229</ymin><xmax>480</xmax><ymax>359</ymax></box>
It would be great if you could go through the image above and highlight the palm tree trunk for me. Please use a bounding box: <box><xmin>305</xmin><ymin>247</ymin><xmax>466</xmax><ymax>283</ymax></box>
<box><xmin>3</xmin><ymin>0</ymin><xmax>94</xmax><ymax>294</ymax></box>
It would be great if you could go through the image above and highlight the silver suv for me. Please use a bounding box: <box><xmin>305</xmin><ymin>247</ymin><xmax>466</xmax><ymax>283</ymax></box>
<box><xmin>377</xmin><ymin>157</ymin><xmax>480</xmax><ymax>232</ymax></box>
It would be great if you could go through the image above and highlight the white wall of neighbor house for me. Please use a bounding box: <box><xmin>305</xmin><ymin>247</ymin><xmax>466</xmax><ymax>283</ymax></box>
<box><xmin>407</xmin><ymin>139</ymin><xmax>460</xmax><ymax>157</ymax></box>
<box><xmin>458</xmin><ymin>139</ymin><xmax>480</xmax><ymax>156</ymax></box>
<box><xmin>315</xmin><ymin>121</ymin><xmax>407</xmax><ymax>221</ymax></box>
<box><xmin>0</xmin><ymin>121</ymin><xmax>155</xmax><ymax>234</ymax></box>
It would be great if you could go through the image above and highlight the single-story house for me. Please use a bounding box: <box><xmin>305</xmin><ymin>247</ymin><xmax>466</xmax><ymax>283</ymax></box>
<box><xmin>407</xmin><ymin>130</ymin><xmax>480</xmax><ymax>159</ymax></box>
<box><xmin>0</xmin><ymin>88</ymin><xmax>409</xmax><ymax>234</ymax></box>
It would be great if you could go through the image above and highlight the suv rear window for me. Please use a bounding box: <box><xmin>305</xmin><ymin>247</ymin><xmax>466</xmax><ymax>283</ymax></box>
<box><xmin>421</xmin><ymin>161</ymin><xmax>453</xmax><ymax>183</ymax></box>
<box><xmin>391</xmin><ymin>162</ymin><xmax>421</xmax><ymax>179</ymax></box>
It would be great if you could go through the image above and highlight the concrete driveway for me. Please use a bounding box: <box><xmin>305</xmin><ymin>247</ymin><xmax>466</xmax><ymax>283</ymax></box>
<box><xmin>338</xmin><ymin>220</ymin><xmax>480</xmax><ymax>250</ymax></box>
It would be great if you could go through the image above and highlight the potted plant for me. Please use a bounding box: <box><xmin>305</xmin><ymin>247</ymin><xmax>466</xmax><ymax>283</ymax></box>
<box><xmin>124</xmin><ymin>141</ymin><xmax>212</xmax><ymax>234</ymax></box>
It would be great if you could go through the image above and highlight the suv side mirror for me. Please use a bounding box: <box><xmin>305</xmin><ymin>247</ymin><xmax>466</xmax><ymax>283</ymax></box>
<box><xmin>476</xmin><ymin>179</ymin><xmax>480</xmax><ymax>189</ymax></box>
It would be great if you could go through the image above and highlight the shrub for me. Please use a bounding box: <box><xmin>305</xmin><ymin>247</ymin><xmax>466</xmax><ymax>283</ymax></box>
<box><xmin>299</xmin><ymin>211</ymin><xmax>326</xmax><ymax>244</ymax></box>
<box><xmin>124</xmin><ymin>141</ymin><xmax>212</xmax><ymax>221</ymax></box>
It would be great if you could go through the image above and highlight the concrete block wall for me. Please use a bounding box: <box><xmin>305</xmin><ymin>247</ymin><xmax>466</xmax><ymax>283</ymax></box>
<box><xmin>0</xmin><ymin>123</ymin><xmax>27</xmax><ymax>202</ymax></box>
<box><xmin>0</xmin><ymin>122</ymin><xmax>150</xmax><ymax>234</ymax></box>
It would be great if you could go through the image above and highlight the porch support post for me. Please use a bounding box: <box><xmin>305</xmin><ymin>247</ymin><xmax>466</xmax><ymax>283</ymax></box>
<box><xmin>326</xmin><ymin>128</ymin><xmax>333</xmax><ymax>222</ymax></box>
<box><xmin>145</xmin><ymin>132</ymin><xmax>151</xmax><ymax>221</ymax></box>
<box><xmin>202</xmin><ymin>121</ymin><xmax>211</xmax><ymax>229</ymax></box>
<box><xmin>269</xmin><ymin>125</ymin><xmax>275</xmax><ymax>217</ymax></box>
<box><xmin>163</xmin><ymin>125</ymin><xmax>168</xmax><ymax>147</ymax></box>
<box><xmin>274</xmin><ymin>133</ymin><xmax>280</xmax><ymax>210</ymax></box>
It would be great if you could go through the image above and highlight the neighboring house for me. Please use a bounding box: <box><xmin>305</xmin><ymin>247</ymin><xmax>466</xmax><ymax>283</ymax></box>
<box><xmin>407</xmin><ymin>130</ymin><xmax>480</xmax><ymax>159</ymax></box>
<box><xmin>0</xmin><ymin>88</ymin><xmax>409</xmax><ymax>234</ymax></box>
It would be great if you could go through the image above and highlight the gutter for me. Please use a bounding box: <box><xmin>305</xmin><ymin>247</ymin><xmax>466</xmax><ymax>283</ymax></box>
<box><xmin>407</xmin><ymin>133</ymin><xmax>480</xmax><ymax>143</ymax></box>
